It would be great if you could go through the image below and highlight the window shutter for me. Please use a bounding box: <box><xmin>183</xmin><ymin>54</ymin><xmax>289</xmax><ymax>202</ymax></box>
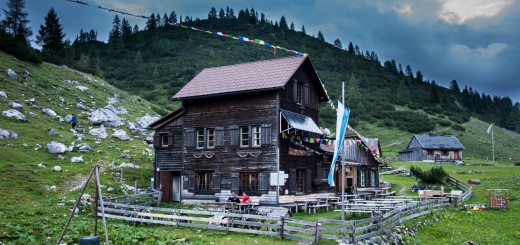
<box><xmin>230</xmin><ymin>172</ymin><xmax>239</xmax><ymax>192</ymax></box>
<box><xmin>153</xmin><ymin>133</ymin><xmax>160</xmax><ymax>147</ymax></box>
<box><xmin>212</xmin><ymin>172</ymin><xmax>221</xmax><ymax>193</ymax></box>
<box><xmin>168</xmin><ymin>133</ymin><xmax>173</xmax><ymax>148</ymax></box>
<box><xmin>188</xmin><ymin>172</ymin><xmax>196</xmax><ymax>192</ymax></box>
<box><xmin>258</xmin><ymin>172</ymin><xmax>269</xmax><ymax>194</ymax></box>
<box><xmin>303</xmin><ymin>83</ymin><xmax>310</xmax><ymax>107</ymax></box>
<box><xmin>293</xmin><ymin>79</ymin><xmax>298</xmax><ymax>102</ymax></box>
<box><xmin>306</xmin><ymin>169</ymin><xmax>312</xmax><ymax>193</ymax></box>
<box><xmin>185</xmin><ymin>128</ymin><xmax>195</xmax><ymax>148</ymax></box>
<box><xmin>215</xmin><ymin>127</ymin><xmax>224</xmax><ymax>147</ymax></box>
<box><xmin>261</xmin><ymin>124</ymin><xmax>272</xmax><ymax>145</ymax></box>
<box><xmin>289</xmin><ymin>168</ymin><xmax>296</xmax><ymax>195</ymax></box>
<box><xmin>375</xmin><ymin>170</ymin><xmax>379</xmax><ymax>188</ymax></box>
<box><xmin>229</xmin><ymin>125</ymin><xmax>239</xmax><ymax>146</ymax></box>
<box><xmin>367</xmin><ymin>170</ymin><xmax>371</xmax><ymax>187</ymax></box>
<box><xmin>356</xmin><ymin>169</ymin><xmax>361</xmax><ymax>187</ymax></box>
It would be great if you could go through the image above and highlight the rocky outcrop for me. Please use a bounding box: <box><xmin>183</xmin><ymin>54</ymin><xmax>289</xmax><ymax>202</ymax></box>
<box><xmin>89</xmin><ymin>125</ymin><xmax>108</xmax><ymax>139</ymax></box>
<box><xmin>8</xmin><ymin>102</ymin><xmax>23</xmax><ymax>112</ymax></box>
<box><xmin>89</xmin><ymin>108</ymin><xmax>122</xmax><ymax>128</ymax></box>
<box><xmin>6</xmin><ymin>69</ymin><xmax>17</xmax><ymax>80</ymax></box>
<box><xmin>112</xmin><ymin>129</ymin><xmax>130</xmax><ymax>140</ymax></box>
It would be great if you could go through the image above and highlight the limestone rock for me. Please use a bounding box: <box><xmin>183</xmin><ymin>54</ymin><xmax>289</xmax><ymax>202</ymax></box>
<box><xmin>42</xmin><ymin>108</ymin><xmax>57</xmax><ymax>117</ymax></box>
<box><xmin>0</xmin><ymin>128</ymin><xmax>18</xmax><ymax>139</ymax></box>
<box><xmin>89</xmin><ymin>125</ymin><xmax>108</xmax><ymax>139</ymax></box>
<box><xmin>47</xmin><ymin>141</ymin><xmax>67</xmax><ymax>154</ymax></box>
<box><xmin>63</xmin><ymin>114</ymin><xmax>73</xmax><ymax>123</ymax></box>
<box><xmin>119</xmin><ymin>163</ymin><xmax>139</xmax><ymax>168</ymax></box>
<box><xmin>0</xmin><ymin>91</ymin><xmax>7</xmax><ymax>98</ymax></box>
<box><xmin>71</xmin><ymin>155</ymin><xmax>84</xmax><ymax>163</ymax></box>
<box><xmin>2</xmin><ymin>109</ymin><xmax>26</xmax><ymax>121</ymax></box>
<box><xmin>89</xmin><ymin>108</ymin><xmax>122</xmax><ymax>128</ymax></box>
<box><xmin>107</xmin><ymin>97</ymin><xmax>117</xmax><ymax>105</ymax></box>
<box><xmin>6</xmin><ymin>69</ymin><xmax>17</xmax><ymax>80</ymax></box>
<box><xmin>76</xmin><ymin>103</ymin><xmax>87</xmax><ymax>111</ymax></box>
<box><xmin>47</xmin><ymin>128</ymin><xmax>57</xmax><ymax>136</ymax></box>
<box><xmin>62</xmin><ymin>79</ymin><xmax>79</xmax><ymax>85</ymax></box>
<box><xmin>25</xmin><ymin>98</ymin><xmax>35</xmax><ymax>104</ymax></box>
<box><xmin>37</xmin><ymin>163</ymin><xmax>46</xmax><ymax>168</ymax></box>
<box><xmin>77</xmin><ymin>143</ymin><xmax>91</xmax><ymax>153</ymax></box>
<box><xmin>74</xmin><ymin>134</ymin><xmax>86</xmax><ymax>141</ymax></box>
<box><xmin>52</xmin><ymin>166</ymin><xmax>62</xmax><ymax>171</ymax></box>
<box><xmin>8</xmin><ymin>102</ymin><xmax>23</xmax><ymax>112</ymax></box>
<box><xmin>135</xmin><ymin>114</ymin><xmax>160</xmax><ymax>129</ymax></box>
<box><xmin>76</xmin><ymin>85</ymin><xmax>88</xmax><ymax>91</ymax></box>
<box><xmin>112</xmin><ymin>129</ymin><xmax>130</xmax><ymax>140</ymax></box>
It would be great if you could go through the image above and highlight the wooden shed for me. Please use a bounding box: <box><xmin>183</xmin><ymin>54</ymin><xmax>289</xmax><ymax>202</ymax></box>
<box><xmin>398</xmin><ymin>133</ymin><xmax>464</xmax><ymax>162</ymax></box>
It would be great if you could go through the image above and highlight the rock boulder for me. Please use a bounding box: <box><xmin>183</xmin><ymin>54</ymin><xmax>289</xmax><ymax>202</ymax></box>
<box><xmin>0</xmin><ymin>128</ymin><xmax>18</xmax><ymax>139</ymax></box>
<box><xmin>47</xmin><ymin>141</ymin><xmax>67</xmax><ymax>154</ymax></box>
<box><xmin>89</xmin><ymin>108</ymin><xmax>122</xmax><ymax>128</ymax></box>
<box><xmin>112</xmin><ymin>129</ymin><xmax>130</xmax><ymax>140</ymax></box>
<box><xmin>2</xmin><ymin>109</ymin><xmax>26</xmax><ymax>121</ymax></box>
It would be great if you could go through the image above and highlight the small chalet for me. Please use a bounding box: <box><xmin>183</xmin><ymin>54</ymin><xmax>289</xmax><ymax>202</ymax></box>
<box><xmin>149</xmin><ymin>56</ymin><xmax>329</xmax><ymax>204</ymax></box>
<box><xmin>321</xmin><ymin>136</ymin><xmax>382</xmax><ymax>194</ymax></box>
<box><xmin>398</xmin><ymin>133</ymin><xmax>464</xmax><ymax>162</ymax></box>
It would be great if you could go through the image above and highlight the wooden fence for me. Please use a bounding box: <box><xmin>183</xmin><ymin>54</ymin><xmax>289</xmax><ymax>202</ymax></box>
<box><xmin>105</xmin><ymin>190</ymin><xmax>161</xmax><ymax>206</ymax></box>
<box><xmin>99</xmin><ymin>176</ymin><xmax>471</xmax><ymax>244</ymax></box>
<box><xmin>447</xmin><ymin>176</ymin><xmax>473</xmax><ymax>206</ymax></box>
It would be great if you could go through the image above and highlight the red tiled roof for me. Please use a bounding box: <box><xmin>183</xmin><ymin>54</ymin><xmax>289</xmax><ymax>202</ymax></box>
<box><xmin>173</xmin><ymin>55</ymin><xmax>308</xmax><ymax>99</ymax></box>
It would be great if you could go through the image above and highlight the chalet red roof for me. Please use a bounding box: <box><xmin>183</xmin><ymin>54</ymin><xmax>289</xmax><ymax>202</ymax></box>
<box><xmin>172</xmin><ymin>55</ymin><xmax>309</xmax><ymax>99</ymax></box>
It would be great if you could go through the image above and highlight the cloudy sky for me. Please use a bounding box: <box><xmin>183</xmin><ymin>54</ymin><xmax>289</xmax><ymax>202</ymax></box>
<box><xmin>3</xmin><ymin>0</ymin><xmax>519</xmax><ymax>103</ymax></box>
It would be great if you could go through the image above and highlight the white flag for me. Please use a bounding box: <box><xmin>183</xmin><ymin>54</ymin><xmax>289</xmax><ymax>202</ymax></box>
<box><xmin>487</xmin><ymin>124</ymin><xmax>493</xmax><ymax>135</ymax></box>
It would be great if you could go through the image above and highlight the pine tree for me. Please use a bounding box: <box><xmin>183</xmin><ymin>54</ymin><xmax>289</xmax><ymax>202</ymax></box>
<box><xmin>333</xmin><ymin>38</ymin><xmax>342</xmax><ymax>49</ymax></box>
<box><xmin>146</xmin><ymin>14</ymin><xmax>157</xmax><ymax>30</ymax></box>
<box><xmin>156</xmin><ymin>13</ymin><xmax>161</xmax><ymax>26</ymax></box>
<box><xmin>1</xmin><ymin>0</ymin><xmax>32</xmax><ymax>42</ymax></box>
<box><xmin>36</xmin><ymin>8</ymin><xmax>65</xmax><ymax>55</ymax></box>
<box><xmin>301</xmin><ymin>25</ymin><xmax>306</xmax><ymax>34</ymax></box>
<box><xmin>162</xmin><ymin>13</ymin><xmax>168</xmax><ymax>24</ymax></box>
<box><xmin>347</xmin><ymin>42</ymin><xmax>354</xmax><ymax>54</ymax></box>
<box><xmin>430</xmin><ymin>81</ymin><xmax>439</xmax><ymax>104</ymax></box>
<box><xmin>405</xmin><ymin>65</ymin><xmax>414</xmax><ymax>79</ymax></box>
<box><xmin>87</xmin><ymin>29</ymin><xmax>97</xmax><ymax>41</ymax></box>
<box><xmin>208</xmin><ymin>7</ymin><xmax>217</xmax><ymax>20</ymax></box>
<box><xmin>415</xmin><ymin>70</ymin><xmax>423</xmax><ymax>82</ymax></box>
<box><xmin>218</xmin><ymin>8</ymin><xmax>225</xmax><ymax>19</ymax></box>
<box><xmin>279</xmin><ymin>16</ymin><xmax>288</xmax><ymax>30</ymax></box>
<box><xmin>169</xmin><ymin>11</ymin><xmax>177</xmax><ymax>23</ymax></box>
<box><xmin>133</xmin><ymin>24</ymin><xmax>139</xmax><ymax>33</ymax></box>
<box><xmin>317</xmin><ymin>30</ymin><xmax>325</xmax><ymax>42</ymax></box>
<box><xmin>290</xmin><ymin>22</ymin><xmax>294</xmax><ymax>31</ymax></box>
<box><xmin>121</xmin><ymin>18</ymin><xmax>132</xmax><ymax>44</ymax></box>
<box><xmin>450</xmin><ymin>80</ymin><xmax>460</xmax><ymax>93</ymax></box>
<box><xmin>108</xmin><ymin>15</ymin><xmax>121</xmax><ymax>43</ymax></box>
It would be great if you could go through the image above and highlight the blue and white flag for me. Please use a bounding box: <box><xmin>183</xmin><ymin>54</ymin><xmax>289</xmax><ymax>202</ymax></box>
<box><xmin>487</xmin><ymin>124</ymin><xmax>493</xmax><ymax>135</ymax></box>
<box><xmin>328</xmin><ymin>101</ymin><xmax>350</xmax><ymax>187</ymax></box>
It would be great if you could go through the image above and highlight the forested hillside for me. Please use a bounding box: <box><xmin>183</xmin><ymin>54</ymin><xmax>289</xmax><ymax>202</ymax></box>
<box><xmin>2</xmin><ymin>3</ymin><xmax>519</xmax><ymax>134</ymax></box>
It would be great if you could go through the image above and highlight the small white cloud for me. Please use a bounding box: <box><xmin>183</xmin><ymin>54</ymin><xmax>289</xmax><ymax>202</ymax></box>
<box><xmin>439</xmin><ymin>0</ymin><xmax>513</xmax><ymax>24</ymax></box>
<box><xmin>395</xmin><ymin>5</ymin><xmax>412</xmax><ymax>16</ymax></box>
<box><xmin>450</xmin><ymin>42</ymin><xmax>509</xmax><ymax>58</ymax></box>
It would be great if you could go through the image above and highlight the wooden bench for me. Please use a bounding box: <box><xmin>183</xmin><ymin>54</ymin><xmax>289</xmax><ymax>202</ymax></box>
<box><xmin>307</xmin><ymin>204</ymin><xmax>330</xmax><ymax>214</ymax></box>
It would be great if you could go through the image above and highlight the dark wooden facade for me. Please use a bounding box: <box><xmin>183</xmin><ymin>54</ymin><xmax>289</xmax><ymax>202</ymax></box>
<box><xmin>398</xmin><ymin>134</ymin><xmax>464</xmax><ymax>162</ymax></box>
<box><xmin>151</xmin><ymin>56</ymin><xmax>327</xmax><ymax>204</ymax></box>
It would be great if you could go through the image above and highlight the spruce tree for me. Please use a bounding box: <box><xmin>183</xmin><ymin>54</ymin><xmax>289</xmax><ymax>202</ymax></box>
<box><xmin>133</xmin><ymin>24</ymin><xmax>139</xmax><ymax>33</ymax></box>
<box><xmin>36</xmin><ymin>8</ymin><xmax>65</xmax><ymax>55</ymax></box>
<box><xmin>121</xmin><ymin>18</ymin><xmax>132</xmax><ymax>44</ymax></box>
<box><xmin>333</xmin><ymin>38</ymin><xmax>342</xmax><ymax>49</ymax></box>
<box><xmin>218</xmin><ymin>8</ymin><xmax>225</xmax><ymax>19</ymax></box>
<box><xmin>301</xmin><ymin>25</ymin><xmax>306</xmax><ymax>34</ymax></box>
<box><xmin>162</xmin><ymin>13</ymin><xmax>168</xmax><ymax>24</ymax></box>
<box><xmin>108</xmin><ymin>15</ymin><xmax>121</xmax><ymax>43</ymax></box>
<box><xmin>279</xmin><ymin>16</ymin><xmax>288</xmax><ymax>30</ymax></box>
<box><xmin>290</xmin><ymin>22</ymin><xmax>294</xmax><ymax>31</ymax></box>
<box><xmin>347</xmin><ymin>42</ymin><xmax>354</xmax><ymax>54</ymax></box>
<box><xmin>450</xmin><ymin>80</ymin><xmax>460</xmax><ymax>93</ymax></box>
<box><xmin>169</xmin><ymin>11</ymin><xmax>177</xmax><ymax>23</ymax></box>
<box><xmin>1</xmin><ymin>0</ymin><xmax>32</xmax><ymax>42</ymax></box>
<box><xmin>317</xmin><ymin>30</ymin><xmax>325</xmax><ymax>42</ymax></box>
<box><xmin>430</xmin><ymin>81</ymin><xmax>439</xmax><ymax>104</ymax></box>
<box><xmin>146</xmin><ymin>14</ymin><xmax>157</xmax><ymax>30</ymax></box>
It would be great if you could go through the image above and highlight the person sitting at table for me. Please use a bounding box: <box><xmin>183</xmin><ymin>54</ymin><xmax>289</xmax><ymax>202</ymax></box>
<box><xmin>239</xmin><ymin>192</ymin><xmax>251</xmax><ymax>204</ymax></box>
<box><xmin>227</xmin><ymin>192</ymin><xmax>241</xmax><ymax>203</ymax></box>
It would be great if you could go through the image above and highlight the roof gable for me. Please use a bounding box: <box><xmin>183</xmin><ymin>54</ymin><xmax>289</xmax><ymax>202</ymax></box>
<box><xmin>172</xmin><ymin>55</ymin><xmax>326</xmax><ymax>100</ymax></box>
<box><xmin>413</xmin><ymin>134</ymin><xmax>465</xmax><ymax>150</ymax></box>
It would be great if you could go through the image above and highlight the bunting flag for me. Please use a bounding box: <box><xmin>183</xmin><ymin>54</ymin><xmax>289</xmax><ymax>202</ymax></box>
<box><xmin>328</xmin><ymin>101</ymin><xmax>350</xmax><ymax>187</ymax></box>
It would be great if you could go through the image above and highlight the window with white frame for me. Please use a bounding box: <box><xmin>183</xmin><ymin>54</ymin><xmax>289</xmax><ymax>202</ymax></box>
<box><xmin>240</xmin><ymin>126</ymin><xmax>249</xmax><ymax>147</ymax></box>
<box><xmin>196</xmin><ymin>129</ymin><xmax>205</xmax><ymax>149</ymax></box>
<box><xmin>161</xmin><ymin>134</ymin><xmax>169</xmax><ymax>147</ymax></box>
<box><xmin>252</xmin><ymin>126</ymin><xmax>261</xmax><ymax>147</ymax></box>
<box><xmin>296</xmin><ymin>82</ymin><xmax>303</xmax><ymax>104</ymax></box>
<box><xmin>360</xmin><ymin>170</ymin><xmax>366</xmax><ymax>187</ymax></box>
<box><xmin>207</xmin><ymin>128</ymin><xmax>215</xmax><ymax>148</ymax></box>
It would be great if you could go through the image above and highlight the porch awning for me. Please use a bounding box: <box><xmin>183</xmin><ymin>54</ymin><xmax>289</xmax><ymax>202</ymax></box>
<box><xmin>280</xmin><ymin>110</ymin><xmax>322</xmax><ymax>134</ymax></box>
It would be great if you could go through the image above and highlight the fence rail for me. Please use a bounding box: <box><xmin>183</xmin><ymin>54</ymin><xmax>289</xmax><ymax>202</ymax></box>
<box><xmin>99</xmin><ymin>176</ymin><xmax>471</xmax><ymax>243</ymax></box>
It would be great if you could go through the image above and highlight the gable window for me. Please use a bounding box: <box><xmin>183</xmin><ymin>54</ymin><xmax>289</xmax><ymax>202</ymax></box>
<box><xmin>196</xmin><ymin>129</ymin><xmax>205</xmax><ymax>149</ymax></box>
<box><xmin>207</xmin><ymin>128</ymin><xmax>215</xmax><ymax>148</ymax></box>
<box><xmin>240</xmin><ymin>172</ymin><xmax>258</xmax><ymax>194</ymax></box>
<box><xmin>296</xmin><ymin>82</ymin><xmax>303</xmax><ymax>104</ymax></box>
<box><xmin>240</xmin><ymin>126</ymin><xmax>249</xmax><ymax>147</ymax></box>
<box><xmin>252</xmin><ymin>126</ymin><xmax>261</xmax><ymax>147</ymax></box>
<box><xmin>196</xmin><ymin>172</ymin><xmax>213</xmax><ymax>193</ymax></box>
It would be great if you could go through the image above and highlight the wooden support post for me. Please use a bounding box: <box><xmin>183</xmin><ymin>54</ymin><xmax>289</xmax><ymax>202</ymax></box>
<box><xmin>279</xmin><ymin>217</ymin><xmax>284</xmax><ymax>240</ymax></box>
<box><xmin>314</xmin><ymin>218</ymin><xmax>321</xmax><ymax>244</ymax></box>
<box><xmin>95</xmin><ymin>165</ymin><xmax>110</xmax><ymax>245</ymax></box>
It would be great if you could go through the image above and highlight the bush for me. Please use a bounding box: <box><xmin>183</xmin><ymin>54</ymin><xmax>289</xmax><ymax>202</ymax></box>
<box><xmin>410</xmin><ymin>166</ymin><xmax>448</xmax><ymax>184</ymax></box>
<box><xmin>451</xmin><ymin>124</ymin><xmax>465</xmax><ymax>131</ymax></box>
<box><xmin>438</xmin><ymin>119</ymin><xmax>451</xmax><ymax>127</ymax></box>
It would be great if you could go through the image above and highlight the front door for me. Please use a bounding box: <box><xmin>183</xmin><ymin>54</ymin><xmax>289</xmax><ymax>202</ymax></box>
<box><xmin>172</xmin><ymin>174</ymin><xmax>181</xmax><ymax>202</ymax></box>
<box><xmin>296</xmin><ymin>169</ymin><xmax>306</xmax><ymax>193</ymax></box>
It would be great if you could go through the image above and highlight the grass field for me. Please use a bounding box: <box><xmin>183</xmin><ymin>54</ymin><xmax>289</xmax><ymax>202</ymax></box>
<box><xmin>391</xmin><ymin>161</ymin><xmax>520</xmax><ymax>244</ymax></box>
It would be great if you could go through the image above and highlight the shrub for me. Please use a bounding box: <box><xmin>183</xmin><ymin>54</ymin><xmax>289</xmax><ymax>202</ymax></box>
<box><xmin>451</xmin><ymin>124</ymin><xmax>465</xmax><ymax>131</ymax></box>
<box><xmin>410</xmin><ymin>166</ymin><xmax>448</xmax><ymax>184</ymax></box>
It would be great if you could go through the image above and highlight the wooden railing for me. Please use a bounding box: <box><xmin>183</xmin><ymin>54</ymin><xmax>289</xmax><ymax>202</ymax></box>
<box><xmin>105</xmin><ymin>189</ymin><xmax>161</xmax><ymax>206</ymax></box>
<box><xmin>98</xmin><ymin>176</ymin><xmax>471</xmax><ymax>243</ymax></box>
<box><xmin>447</xmin><ymin>176</ymin><xmax>473</xmax><ymax>206</ymax></box>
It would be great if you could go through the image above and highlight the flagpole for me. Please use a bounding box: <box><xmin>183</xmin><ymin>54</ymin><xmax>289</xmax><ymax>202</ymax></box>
<box><xmin>492</xmin><ymin>126</ymin><xmax>495</xmax><ymax>163</ymax></box>
<box><xmin>341</xmin><ymin>82</ymin><xmax>345</xmax><ymax>221</ymax></box>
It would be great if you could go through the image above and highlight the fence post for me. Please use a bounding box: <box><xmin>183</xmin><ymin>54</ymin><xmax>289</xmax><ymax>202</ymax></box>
<box><xmin>350</xmin><ymin>220</ymin><xmax>356</xmax><ymax>243</ymax></box>
<box><xmin>279</xmin><ymin>217</ymin><xmax>284</xmax><ymax>240</ymax></box>
<box><xmin>314</xmin><ymin>218</ymin><xmax>321</xmax><ymax>244</ymax></box>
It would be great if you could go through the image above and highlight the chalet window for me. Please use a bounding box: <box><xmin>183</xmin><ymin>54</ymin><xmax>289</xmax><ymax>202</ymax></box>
<box><xmin>427</xmin><ymin>149</ymin><xmax>434</xmax><ymax>156</ymax></box>
<box><xmin>370</xmin><ymin>170</ymin><xmax>376</xmax><ymax>187</ymax></box>
<box><xmin>207</xmin><ymin>128</ymin><xmax>215</xmax><ymax>149</ymax></box>
<box><xmin>240</xmin><ymin>172</ymin><xmax>258</xmax><ymax>194</ymax></box>
<box><xmin>196</xmin><ymin>172</ymin><xmax>213</xmax><ymax>193</ymax></box>
<box><xmin>442</xmin><ymin>150</ymin><xmax>449</xmax><ymax>156</ymax></box>
<box><xmin>296</xmin><ymin>82</ymin><xmax>303</xmax><ymax>104</ymax></box>
<box><xmin>196</xmin><ymin>129</ymin><xmax>205</xmax><ymax>149</ymax></box>
<box><xmin>161</xmin><ymin>134</ymin><xmax>169</xmax><ymax>147</ymax></box>
<box><xmin>252</xmin><ymin>125</ymin><xmax>261</xmax><ymax>147</ymax></box>
<box><xmin>360</xmin><ymin>170</ymin><xmax>366</xmax><ymax>187</ymax></box>
<box><xmin>240</xmin><ymin>126</ymin><xmax>249</xmax><ymax>147</ymax></box>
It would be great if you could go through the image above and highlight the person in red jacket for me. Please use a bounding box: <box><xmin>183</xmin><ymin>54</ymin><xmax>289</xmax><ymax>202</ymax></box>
<box><xmin>239</xmin><ymin>192</ymin><xmax>251</xmax><ymax>204</ymax></box>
